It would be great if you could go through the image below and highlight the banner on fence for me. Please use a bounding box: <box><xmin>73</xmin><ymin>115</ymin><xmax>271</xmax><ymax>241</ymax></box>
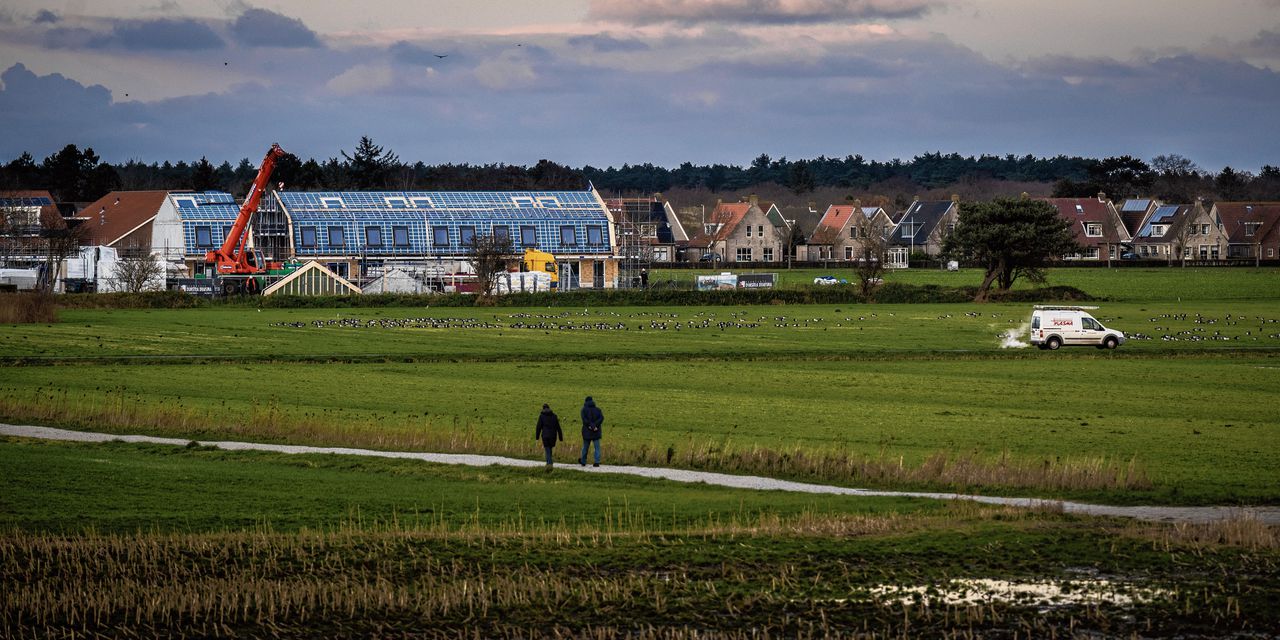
<box><xmin>735</xmin><ymin>273</ymin><xmax>777</xmax><ymax>289</ymax></box>
<box><xmin>696</xmin><ymin>274</ymin><xmax>738</xmax><ymax>291</ymax></box>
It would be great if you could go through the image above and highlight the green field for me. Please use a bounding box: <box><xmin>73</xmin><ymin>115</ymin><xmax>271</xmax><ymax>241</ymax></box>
<box><xmin>2</xmin><ymin>267</ymin><xmax>1279</xmax><ymax>637</ymax></box>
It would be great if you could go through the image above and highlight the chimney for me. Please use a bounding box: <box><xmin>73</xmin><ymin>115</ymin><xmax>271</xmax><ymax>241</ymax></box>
<box><xmin>748</xmin><ymin>193</ymin><xmax>758</xmax><ymax>206</ymax></box>
<box><xmin>912</xmin><ymin>195</ymin><xmax>920</xmax><ymax>202</ymax></box>
<box><xmin>1097</xmin><ymin>191</ymin><xmax>1107</xmax><ymax>203</ymax></box>
<box><xmin>951</xmin><ymin>194</ymin><xmax>960</xmax><ymax>203</ymax></box>
<box><xmin>853</xmin><ymin>199</ymin><xmax>862</xmax><ymax>209</ymax></box>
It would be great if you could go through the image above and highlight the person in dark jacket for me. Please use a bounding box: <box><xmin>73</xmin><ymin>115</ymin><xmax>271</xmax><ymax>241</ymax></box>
<box><xmin>579</xmin><ymin>396</ymin><xmax>604</xmax><ymax>467</ymax></box>
<box><xmin>535</xmin><ymin>404</ymin><xmax>563</xmax><ymax>470</ymax></box>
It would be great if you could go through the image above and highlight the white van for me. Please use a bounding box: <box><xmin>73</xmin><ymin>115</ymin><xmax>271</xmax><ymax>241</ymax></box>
<box><xmin>1029</xmin><ymin>306</ymin><xmax>1125</xmax><ymax>350</ymax></box>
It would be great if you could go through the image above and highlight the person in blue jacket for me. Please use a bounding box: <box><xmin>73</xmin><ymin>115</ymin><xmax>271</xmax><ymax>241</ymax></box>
<box><xmin>579</xmin><ymin>396</ymin><xmax>604</xmax><ymax>467</ymax></box>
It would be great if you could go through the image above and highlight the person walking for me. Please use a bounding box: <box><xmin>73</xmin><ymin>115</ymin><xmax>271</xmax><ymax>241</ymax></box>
<box><xmin>535</xmin><ymin>403</ymin><xmax>563</xmax><ymax>471</ymax></box>
<box><xmin>579</xmin><ymin>396</ymin><xmax>604</xmax><ymax>467</ymax></box>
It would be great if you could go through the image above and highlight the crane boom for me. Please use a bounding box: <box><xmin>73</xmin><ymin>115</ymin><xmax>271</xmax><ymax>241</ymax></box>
<box><xmin>205</xmin><ymin>143</ymin><xmax>287</xmax><ymax>275</ymax></box>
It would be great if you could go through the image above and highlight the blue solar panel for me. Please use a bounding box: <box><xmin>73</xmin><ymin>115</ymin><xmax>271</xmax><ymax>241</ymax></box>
<box><xmin>1122</xmin><ymin>199</ymin><xmax>1152</xmax><ymax>212</ymax></box>
<box><xmin>0</xmin><ymin>196</ymin><xmax>53</xmax><ymax>207</ymax></box>
<box><xmin>1137</xmin><ymin>205</ymin><xmax>1185</xmax><ymax>238</ymax></box>
<box><xmin>276</xmin><ymin>190</ymin><xmax>611</xmax><ymax>258</ymax></box>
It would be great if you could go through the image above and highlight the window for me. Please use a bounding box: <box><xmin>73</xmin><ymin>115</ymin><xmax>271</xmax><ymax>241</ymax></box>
<box><xmin>640</xmin><ymin>224</ymin><xmax>657</xmax><ymax>238</ymax></box>
<box><xmin>1151</xmin><ymin>225</ymin><xmax>1166</xmax><ymax>238</ymax></box>
<box><xmin>1211</xmin><ymin>245</ymin><xmax>1220</xmax><ymax>259</ymax></box>
<box><xmin>758</xmin><ymin>225</ymin><xmax>764</xmax><ymax>236</ymax></box>
<box><xmin>1084</xmin><ymin>247</ymin><xmax>1100</xmax><ymax>259</ymax></box>
<box><xmin>365</xmin><ymin>226</ymin><xmax>383</xmax><ymax>247</ymax></box>
<box><xmin>1245</xmin><ymin>222</ymin><xmax>1260</xmax><ymax>237</ymax></box>
<box><xmin>560</xmin><ymin>225</ymin><xmax>577</xmax><ymax>246</ymax></box>
<box><xmin>745</xmin><ymin>225</ymin><xmax>752</xmax><ymax>238</ymax></box>
<box><xmin>1109</xmin><ymin>245</ymin><xmax>1117</xmax><ymax>259</ymax></box>
<box><xmin>300</xmin><ymin>227</ymin><xmax>316</xmax><ymax>248</ymax></box>
<box><xmin>1199</xmin><ymin>245</ymin><xmax>1209</xmax><ymax>259</ymax></box>
<box><xmin>520</xmin><ymin>225</ymin><xmax>537</xmax><ymax>246</ymax></box>
<box><xmin>195</xmin><ymin>226</ymin><xmax>213</xmax><ymax>247</ymax></box>
<box><xmin>845</xmin><ymin>246</ymin><xmax>855</xmax><ymax>260</ymax></box>
<box><xmin>1085</xmin><ymin>223</ymin><xmax>1102</xmax><ymax>237</ymax></box>
<box><xmin>1270</xmin><ymin>248</ymin><xmax>1276</xmax><ymax>258</ymax></box>
<box><xmin>410</xmin><ymin>197</ymin><xmax>432</xmax><ymax>208</ymax></box>
<box><xmin>763</xmin><ymin>247</ymin><xmax>774</xmax><ymax>261</ymax></box>
<box><xmin>1140</xmin><ymin>246</ymin><xmax>1149</xmax><ymax>256</ymax></box>
<box><xmin>586</xmin><ymin>225</ymin><xmax>604</xmax><ymax>245</ymax></box>
<box><xmin>392</xmin><ymin>226</ymin><xmax>409</xmax><ymax>247</ymax></box>
<box><xmin>328</xmin><ymin>226</ymin><xmax>345</xmax><ymax>247</ymax></box>
<box><xmin>492</xmin><ymin>225</ymin><xmax>510</xmax><ymax>242</ymax></box>
<box><xmin>1082</xmin><ymin>317</ymin><xmax>1100</xmax><ymax>331</ymax></box>
<box><xmin>433</xmin><ymin>227</ymin><xmax>450</xmax><ymax>246</ymax></box>
<box><xmin>736</xmin><ymin>247</ymin><xmax>752</xmax><ymax>262</ymax></box>
<box><xmin>320</xmin><ymin>197</ymin><xmax>343</xmax><ymax>209</ymax></box>
<box><xmin>459</xmin><ymin>225</ymin><xmax>476</xmax><ymax>246</ymax></box>
<box><xmin>901</xmin><ymin>224</ymin><xmax>915</xmax><ymax>239</ymax></box>
<box><xmin>384</xmin><ymin>197</ymin><xmax>407</xmax><ymax>208</ymax></box>
<box><xmin>849</xmin><ymin>226</ymin><xmax>859</xmax><ymax>239</ymax></box>
<box><xmin>1201</xmin><ymin>224</ymin><xmax>1210</xmax><ymax>235</ymax></box>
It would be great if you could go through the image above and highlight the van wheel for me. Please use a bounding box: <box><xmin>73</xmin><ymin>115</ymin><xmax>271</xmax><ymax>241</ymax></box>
<box><xmin>1103</xmin><ymin>336</ymin><xmax>1119</xmax><ymax>350</ymax></box>
<box><xmin>1046</xmin><ymin>336</ymin><xmax>1062</xmax><ymax>350</ymax></box>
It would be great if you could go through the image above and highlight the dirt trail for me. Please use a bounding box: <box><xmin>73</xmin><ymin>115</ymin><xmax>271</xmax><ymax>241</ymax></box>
<box><xmin>3</xmin><ymin>423</ymin><xmax>1276</xmax><ymax>525</ymax></box>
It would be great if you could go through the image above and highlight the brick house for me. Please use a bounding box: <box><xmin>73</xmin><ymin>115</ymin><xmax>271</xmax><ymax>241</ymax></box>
<box><xmin>686</xmin><ymin>195</ymin><xmax>785</xmax><ymax>263</ymax></box>
<box><xmin>1038</xmin><ymin>193</ymin><xmax>1130</xmax><ymax>261</ymax></box>
<box><xmin>886</xmin><ymin>196</ymin><xmax>959</xmax><ymax>267</ymax></box>
<box><xmin>803</xmin><ymin>201</ymin><xmax>893</xmax><ymax>262</ymax></box>
<box><xmin>1181</xmin><ymin>200</ymin><xmax>1229</xmax><ymax>261</ymax></box>
<box><xmin>1130</xmin><ymin>204</ymin><xmax>1193</xmax><ymax>260</ymax></box>
<box><xmin>1214</xmin><ymin>202</ymin><xmax>1280</xmax><ymax>262</ymax></box>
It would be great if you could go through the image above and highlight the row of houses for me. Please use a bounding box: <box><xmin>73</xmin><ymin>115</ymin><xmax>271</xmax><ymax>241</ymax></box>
<box><xmin>4</xmin><ymin>186</ymin><xmax>1280</xmax><ymax>292</ymax></box>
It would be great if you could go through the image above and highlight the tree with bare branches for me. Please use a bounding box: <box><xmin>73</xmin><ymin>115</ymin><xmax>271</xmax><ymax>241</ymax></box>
<box><xmin>466</xmin><ymin>233</ymin><xmax>517</xmax><ymax>297</ymax></box>
<box><xmin>852</xmin><ymin>212</ymin><xmax>891</xmax><ymax>298</ymax></box>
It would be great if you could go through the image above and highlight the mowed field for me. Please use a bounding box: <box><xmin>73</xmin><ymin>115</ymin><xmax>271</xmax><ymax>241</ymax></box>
<box><xmin>2</xmin><ymin>267</ymin><xmax>1279</xmax><ymax>637</ymax></box>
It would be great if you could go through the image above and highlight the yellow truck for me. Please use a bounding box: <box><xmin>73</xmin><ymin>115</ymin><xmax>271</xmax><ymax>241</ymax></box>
<box><xmin>521</xmin><ymin>249</ymin><xmax>559</xmax><ymax>288</ymax></box>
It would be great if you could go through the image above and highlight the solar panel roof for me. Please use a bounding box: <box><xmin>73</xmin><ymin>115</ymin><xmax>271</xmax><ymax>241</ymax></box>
<box><xmin>0</xmin><ymin>196</ymin><xmax>53</xmax><ymax>207</ymax></box>
<box><xmin>1122</xmin><ymin>199</ymin><xmax>1152</xmax><ymax>212</ymax></box>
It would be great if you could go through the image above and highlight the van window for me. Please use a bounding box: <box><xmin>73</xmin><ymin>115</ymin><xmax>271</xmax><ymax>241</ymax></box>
<box><xmin>1031</xmin><ymin>316</ymin><xmax>1040</xmax><ymax>330</ymax></box>
<box><xmin>1082</xmin><ymin>317</ymin><xmax>1100</xmax><ymax>331</ymax></box>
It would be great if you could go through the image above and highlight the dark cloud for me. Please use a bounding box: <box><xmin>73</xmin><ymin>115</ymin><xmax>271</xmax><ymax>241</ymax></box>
<box><xmin>1023</xmin><ymin>55</ymin><xmax>1142</xmax><ymax>81</ymax></box>
<box><xmin>33</xmin><ymin>9</ymin><xmax>60</xmax><ymax>24</ymax></box>
<box><xmin>588</xmin><ymin>0</ymin><xmax>939</xmax><ymax>25</ymax></box>
<box><xmin>109</xmin><ymin>18</ymin><xmax>224</xmax><ymax>50</ymax></box>
<box><xmin>1247</xmin><ymin>28</ymin><xmax>1280</xmax><ymax>55</ymax></box>
<box><xmin>567</xmin><ymin>34</ymin><xmax>650</xmax><ymax>52</ymax></box>
<box><xmin>39</xmin><ymin>17</ymin><xmax>224</xmax><ymax>51</ymax></box>
<box><xmin>231</xmin><ymin>8</ymin><xmax>320</xmax><ymax>48</ymax></box>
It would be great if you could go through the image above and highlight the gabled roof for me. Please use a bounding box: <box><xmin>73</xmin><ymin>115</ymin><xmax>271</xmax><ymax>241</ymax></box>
<box><xmin>809</xmin><ymin>205</ymin><xmax>887</xmax><ymax>244</ymax></box>
<box><xmin>686</xmin><ymin>202</ymin><xmax>752</xmax><ymax>248</ymax></box>
<box><xmin>79</xmin><ymin>191</ymin><xmax>169</xmax><ymax>246</ymax></box>
<box><xmin>1119</xmin><ymin>198</ymin><xmax>1159</xmax><ymax>237</ymax></box>
<box><xmin>1038</xmin><ymin>197</ymin><xmax>1128</xmax><ymax>244</ymax></box>
<box><xmin>889</xmin><ymin>200</ymin><xmax>955</xmax><ymax>246</ymax></box>
<box><xmin>1132</xmin><ymin>204</ymin><xmax>1190</xmax><ymax>243</ymax></box>
<box><xmin>263</xmin><ymin>261</ymin><xmax>360</xmax><ymax>296</ymax></box>
<box><xmin>761</xmin><ymin>202</ymin><xmax>790</xmax><ymax>230</ymax></box>
<box><xmin>1213</xmin><ymin>202</ymin><xmax>1280</xmax><ymax>244</ymax></box>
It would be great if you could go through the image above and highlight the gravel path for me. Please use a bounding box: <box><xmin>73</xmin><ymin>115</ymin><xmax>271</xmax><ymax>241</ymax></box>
<box><xmin>4</xmin><ymin>423</ymin><xmax>1277</xmax><ymax>525</ymax></box>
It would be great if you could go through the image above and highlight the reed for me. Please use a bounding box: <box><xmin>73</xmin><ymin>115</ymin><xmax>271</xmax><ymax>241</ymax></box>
<box><xmin>1123</xmin><ymin>511</ymin><xmax>1279</xmax><ymax>551</ymax></box>
<box><xmin>0</xmin><ymin>292</ymin><xmax>57</xmax><ymax>324</ymax></box>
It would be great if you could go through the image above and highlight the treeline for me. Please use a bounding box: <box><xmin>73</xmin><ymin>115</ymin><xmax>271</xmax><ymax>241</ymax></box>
<box><xmin>2</xmin><ymin>137</ymin><xmax>1277</xmax><ymax>205</ymax></box>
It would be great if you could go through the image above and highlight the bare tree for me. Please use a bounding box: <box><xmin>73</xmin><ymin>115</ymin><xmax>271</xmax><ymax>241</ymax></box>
<box><xmin>1168</xmin><ymin>213</ymin><xmax>1193</xmax><ymax>267</ymax></box>
<box><xmin>113</xmin><ymin>252</ymin><xmax>164</xmax><ymax>293</ymax></box>
<box><xmin>852</xmin><ymin>213</ymin><xmax>891</xmax><ymax>298</ymax></box>
<box><xmin>465</xmin><ymin>233</ymin><xmax>517</xmax><ymax>297</ymax></box>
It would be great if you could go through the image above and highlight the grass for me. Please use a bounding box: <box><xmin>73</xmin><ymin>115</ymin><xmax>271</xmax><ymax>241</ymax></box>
<box><xmin>0</xmin><ymin>292</ymin><xmax>57</xmax><ymax>324</ymax></box>
<box><xmin>1</xmin><ymin>353</ymin><xmax>1277</xmax><ymax>504</ymax></box>
<box><xmin>1</xmin><ymin>440</ymin><xmax>1277</xmax><ymax>638</ymax></box>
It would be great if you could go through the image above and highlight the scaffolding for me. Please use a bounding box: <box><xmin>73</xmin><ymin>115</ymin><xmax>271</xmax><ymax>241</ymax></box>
<box><xmin>609</xmin><ymin>197</ymin><xmax>657</xmax><ymax>289</ymax></box>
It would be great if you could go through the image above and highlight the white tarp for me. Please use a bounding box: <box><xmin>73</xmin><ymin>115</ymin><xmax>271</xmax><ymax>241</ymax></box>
<box><xmin>492</xmin><ymin>271</ymin><xmax>552</xmax><ymax>294</ymax></box>
<box><xmin>361</xmin><ymin>268</ymin><xmax>431</xmax><ymax>295</ymax></box>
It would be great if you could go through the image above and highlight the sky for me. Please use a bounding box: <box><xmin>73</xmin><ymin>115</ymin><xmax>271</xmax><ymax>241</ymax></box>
<box><xmin>1</xmin><ymin>0</ymin><xmax>1278</xmax><ymax>172</ymax></box>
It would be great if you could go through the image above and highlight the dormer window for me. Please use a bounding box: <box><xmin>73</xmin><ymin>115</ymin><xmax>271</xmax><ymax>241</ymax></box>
<box><xmin>1245</xmin><ymin>222</ymin><xmax>1261</xmax><ymax>237</ymax></box>
<box><xmin>1150</xmin><ymin>225</ymin><xmax>1166</xmax><ymax>238</ymax></box>
<box><xmin>1085</xmin><ymin>223</ymin><xmax>1102</xmax><ymax>237</ymax></box>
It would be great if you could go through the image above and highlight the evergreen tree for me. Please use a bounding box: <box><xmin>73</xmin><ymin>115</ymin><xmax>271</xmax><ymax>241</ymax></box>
<box><xmin>943</xmin><ymin>198</ymin><xmax>1080</xmax><ymax>300</ymax></box>
<box><xmin>342</xmin><ymin>136</ymin><xmax>400</xmax><ymax>189</ymax></box>
<box><xmin>192</xmin><ymin>157</ymin><xmax>219</xmax><ymax>191</ymax></box>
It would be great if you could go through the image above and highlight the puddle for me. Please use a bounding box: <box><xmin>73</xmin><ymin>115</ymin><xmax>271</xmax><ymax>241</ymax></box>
<box><xmin>867</xmin><ymin>578</ymin><xmax>1172</xmax><ymax>607</ymax></box>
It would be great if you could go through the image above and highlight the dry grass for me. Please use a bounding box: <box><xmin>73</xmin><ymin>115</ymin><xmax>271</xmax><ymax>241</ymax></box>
<box><xmin>1124</xmin><ymin>512</ymin><xmax>1280</xmax><ymax>551</ymax></box>
<box><xmin>0</xmin><ymin>292</ymin><xmax>57</xmax><ymax>324</ymax></box>
<box><xmin>0</xmin><ymin>385</ymin><xmax>1152</xmax><ymax>497</ymax></box>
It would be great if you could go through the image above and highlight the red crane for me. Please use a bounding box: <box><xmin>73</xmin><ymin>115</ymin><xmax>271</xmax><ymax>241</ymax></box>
<box><xmin>204</xmin><ymin>143</ymin><xmax>287</xmax><ymax>280</ymax></box>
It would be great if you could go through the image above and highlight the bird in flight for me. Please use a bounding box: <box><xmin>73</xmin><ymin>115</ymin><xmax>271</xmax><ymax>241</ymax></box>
<box><xmin>434</xmin><ymin>54</ymin><xmax>448</xmax><ymax>59</ymax></box>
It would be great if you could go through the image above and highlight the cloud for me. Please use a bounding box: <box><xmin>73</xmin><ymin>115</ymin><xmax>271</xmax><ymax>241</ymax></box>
<box><xmin>325</xmin><ymin>64</ymin><xmax>395</xmax><ymax>95</ymax></box>
<box><xmin>33</xmin><ymin>10</ymin><xmax>60</xmax><ymax>24</ymax></box>
<box><xmin>567</xmin><ymin>34</ymin><xmax>651</xmax><ymax>52</ymax></box>
<box><xmin>231</xmin><ymin>8</ymin><xmax>320</xmax><ymax>48</ymax></box>
<box><xmin>40</xmin><ymin>18</ymin><xmax>226</xmax><ymax>51</ymax></box>
<box><xmin>587</xmin><ymin>0</ymin><xmax>939</xmax><ymax>25</ymax></box>
<box><xmin>390</xmin><ymin>41</ymin><xmax>459</xmax><ymax>66</ymax></box>
<box><xmin>473</xmin><ymin>52</ymin><xmax>538</xmax><ymax>89</ymax></box>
